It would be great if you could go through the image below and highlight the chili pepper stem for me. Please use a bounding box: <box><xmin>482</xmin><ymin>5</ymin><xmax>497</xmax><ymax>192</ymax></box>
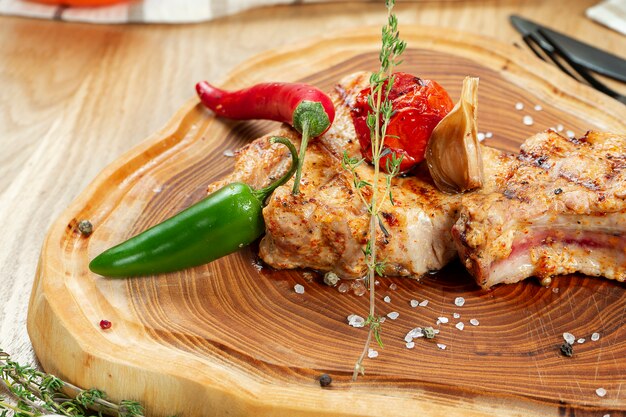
<box><xmin>253</xmin><ymin>136</ymin><xmax>299</xmax><ymax>202</ymax></box>
<box><xmin>292</xmin><ymin>119</ymin><xmax>310</xmax><ymax>195</ymax></box>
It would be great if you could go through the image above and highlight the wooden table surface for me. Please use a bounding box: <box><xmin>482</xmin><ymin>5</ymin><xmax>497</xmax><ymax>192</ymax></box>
<box><xmin>0</xmin><ymin>0</ymin><xmax>624</xmax><ymax>374</ymax></box>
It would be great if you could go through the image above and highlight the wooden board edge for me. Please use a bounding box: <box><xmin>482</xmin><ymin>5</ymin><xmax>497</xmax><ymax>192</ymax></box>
<box><xmin>27</xmin><ymin>26</ymin><xmax>626</xmax><ymax>417</ymax></box>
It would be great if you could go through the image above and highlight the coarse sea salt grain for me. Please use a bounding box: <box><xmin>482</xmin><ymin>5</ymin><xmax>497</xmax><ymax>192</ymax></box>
<box><xmin>455</xmin><ymin>322</ymin><xmax>465</xmax><ymax>331</ymax></box>
<box><xmin>384</xmin><ymin>295</ymin><xmax>391</xmax><ymax>303</ymax></box>
<box><xmin>477</xmin><ymin>132</ymin><xmax>485</xmax><ymax>142</ymax></box>
<box><xmin>406</xmin><ymin>341</ymin><xmax>415</xmax><ymax>349</ymax></box>
<box><xmin>591</xmin><ymin>332</ymin><xmax>601</xmax><ymax>341</ymax></box>
<box><xmin>556</xmin><ymin>124</ymin><xmax>564</xmax><ymax>132</ymax></box>
<box><xmin>523</xmin><ymin>115</ymin><xmax>534</xmax><ymax>126</ymax></box>
<box><xmin>596</xmin><ymin>387</ymin><xmax>607</xmax><ymax>397</ymax></box>
<box><xmin>410</xmin><ymin>299</ymin><xmax>419</xmax><ymax>308</ymax></box>
<box><xmin>453</xmin><ymin>313</ymin><xmax>460</xmax><ymax>319</ymax></box>
<box><xmin>454</xmin><ymin>297</ymin><xmax>465</xmax><ymax>307</ymax></box>
<box><xmin>563</xmin><ymin>332</ymin><xmax>576</xmax><ymax>345</ymax></box>
<box><xmin>406</xmin><ymin>327</ymin><xmax>423</xmax><ymax>340</ymax></box>
<box><xmin>387</xmin><ymin>311</ymin><xmax>400</xmax><ymax>320</ymax></box>
<box><xmin>470</xmin><ymin>318</ymin><xmax>479</xmax><ymax>326</ymax></box>
<box><xmin>338</xmin><ymin>283</ymin><xmax>350</xmax><ymax>293</ymax></box>
<box><xmin>294</xmin><ymin>284</ymin><xmax>305</xmax><ymax>294</ymax></box>
<box><xmin>347</xmin><ymin>314</ymin><xmax>365</xmax><ymax>328</ymax></box>
<box><xmin>437</xmin><ymin>316</ymin><xmax>449</xmax><ymax>324</ymax></box>
<box><xmin>534</xmin><ymin>104</ymin><xmax>543</xmax><ymax>111</ymax></box>
<box><xmin>368</xmin><ymin>348</ymin><xmax>379</xmax><ymax>358</ymax></box>
<box><xmin>485</xmin><ymin>132</ymin><xmax>493</xmax><ymax>139</ymax></box>
<box><xmin>515</xmin><ymin>102</ymin><xmax>524</xmax><ymax>110</ymax></box>
<box><xmin>437</xmin><ymin>343</ymin><xmax>447</xmax><ymax>350</ymax></box>
<box><xmin>419</xmin><ymin>300</ymin><xmax>429</xmax><ymax>307</ymax></box>
<box><xmin>389</xmin><ymin>283</ymin><xmax>398</xmax><ymax>290</ymax></box>
<box><xmin>577</xmin><ymin>338</ymin><xmax>586</xmax><ymax>344</ymax></box>
<box><xmin>566</xmin><ymin>130</ymin><xmax>575</xmax><ymax>138</ymax></box>
<box><xmin>223</xmin><ymin>149</ymin><xmax>235</xmax><ymax>157</ymax></box>
<box><xmin>603</xmin><ymin>414</ymin><xmax>611</xmax><ymax>417</ymax></box>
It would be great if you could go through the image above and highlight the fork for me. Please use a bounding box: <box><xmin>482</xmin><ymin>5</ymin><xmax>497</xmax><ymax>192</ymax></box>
<box><xmin>522</xmin><ymin>30</ymin><xmax>626</xmax><ymax>105</ymax></box>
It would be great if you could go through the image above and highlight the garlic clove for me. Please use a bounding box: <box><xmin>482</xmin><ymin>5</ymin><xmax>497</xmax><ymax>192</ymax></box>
<box><xmin>425</xmin><ymin>76</ymin><xmax>483</xmax><ymax>194</ymax></box>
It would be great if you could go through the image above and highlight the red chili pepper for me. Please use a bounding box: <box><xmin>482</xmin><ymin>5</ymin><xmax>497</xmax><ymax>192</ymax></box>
<box><xmin>351</xmin><ymin>72</ymin><xmax>454</xmax><ymax>173</ymax></box>
<box><xmin>196</xmin><ymin>81</ymin><xmax>336</xmax><ymax>195</ymax></box>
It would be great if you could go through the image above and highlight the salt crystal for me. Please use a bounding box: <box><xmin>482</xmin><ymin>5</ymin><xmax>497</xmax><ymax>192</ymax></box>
<box><xmin>596</xmin><ymin>387</ymin><xmax>607</xmax><ymax>397</ymax></box>
<box><xmin>368</xmin><ymin>348</ymin><xmax>379</xmax><ymax>358</ymax></box>
<box><xmin>556</xmin><ymin>124</ymin><xmax>564</xmax><ymax>132</ymax></box>
<box><xmin>485</xmin><ymin>132</ymin><xmax>493</xmax><ymax>139</ymax></box>
<box><xmin>437</xmin><ymin>343</ymin><xmax>447</xmax><ymax>350</ymax></box>
<box><xmin>477</xmin><ymin>132</ymin><xmax>485</xmax><ymax>142</ymax></box>
<box><xmin>534</xmin><ymin>104</ymin><xmax>543</xmax><ymax>111</ymax></box>
<box><xmin>347</xmin><ymin>314</ymin><xmax>365</xmax><ymax>328</ymax></box>
<box><xmin>406</xmin><ymin>327</ymin><xmax>423</xmax><ymax>340</ymax></box>
<box><xmin>223</xmin><ymin>150</ymin><xmax>235</xmax><ymax>157</ymax></box>
<box><xmin>566</xmin><ymin>130</ymin><xmax>575</xmax><ymax>138</ymax></box>
<box><xmin>419</xmin><ymin>300</ymin><xmax>429</xmax><ymax>307</ymax></box>
<box><xmin>523</xmin><ymin>115</ymin><xmax>534</xmax><ymax>126</ymax></box>
<box><xmin>603</xmin><ymin>414</ymin><xmax>610</xmax><ymax>417</ymax></box>
<box><xmin>410</xmin><ymin>299</ymin><xmax>419</xmax><ymax>308</ymax></box>
<box><xmin>563</xmin><ymin>332</ymin><xmax>576</xmax><ymax>345</ymax></box>
<box><xmin>384</xmin><ymin>295</ymin><xmax>391</xmax><ymax>303</ymax></box>
<box><xmin>454</xmin><ymin>297</ymin><xmax>465</xmax><ymax>307</ymax></box>
<box><xmin>387</xmin><ymin>311</ymin><xmax>400</xmax><ymax>320</ymax></box>
<box><xmin>437</xmin><ymin>316</ymin><xmax>449</xmax><ymax>324</ymax></box>
<box><xmin>352</xmin><ymin>281</ymin><xmax>366</xmax><ymax>296</ymax></box>
<box><xmin>406</xmin><ymin>341</ymin><xmax>415</xmax><ymax>349</ymax></box>
<box><xmin>515</xmin><ymin>102</ymin><xmax>524</xmax><ymax>110</ymax></box>
<box><xmin>338</xmin><ymin>283</ymin><xmax>350</xmax><ymax>293</ymax></box>
<box><xmin>470</xmin><ymin>318</ymin><xmax>479</xmax><ymax>326</ymax></box>
<box><xmin>389</xmin><ymin>283</ymin><xmax>398</xmax><ymax>290</ymax></box>
<box><xmin>591</xmin><ymin>332</ymin><xmax>600</xmax><ymax>341</ymax></box>
<box><xmin>453</xmin><ymin>313</ymin><xmax>460</xmax><ymax>319</ymax></box>
<box><xmin>577</xmin><ymin>338</ymin><xmax>586</xmax><ymax>344</ymax></box>
<box><xmin>294</xmin><ymin>284</ymin><xmax>305</xmax><ymax>294</ymax></box>
<box><xmin>456</xmin><ymin>322</ymin><xmax>465</xmax><ymax>331</ymax></box>
<box><xmin>552</xmin><ymin>287</ymin><xmax>559</xmax><ymax>294</ymax></box>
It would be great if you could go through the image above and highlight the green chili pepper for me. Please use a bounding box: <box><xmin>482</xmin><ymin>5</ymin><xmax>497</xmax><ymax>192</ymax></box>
<box><xmin>89</xmin><ymin>136</ymin><xmax>298</xmax><ymax>277</ymax></box>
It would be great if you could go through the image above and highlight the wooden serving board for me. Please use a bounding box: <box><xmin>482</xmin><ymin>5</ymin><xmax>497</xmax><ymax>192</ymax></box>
<box><xmin>28</xmin><ymin>27</ymin><xmax>626</xmax><ymax>417</ymax></box>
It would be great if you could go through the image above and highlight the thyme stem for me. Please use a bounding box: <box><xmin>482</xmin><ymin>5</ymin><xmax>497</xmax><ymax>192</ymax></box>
<box><xmin>0</xmin><ymin>350</ymin><xmax>145</xmax><ymax>417</ymax></box>
<box><xmin>349</xmin><ymin>0</ymin><xmax>405</xmax><ymax>380</ymax></box>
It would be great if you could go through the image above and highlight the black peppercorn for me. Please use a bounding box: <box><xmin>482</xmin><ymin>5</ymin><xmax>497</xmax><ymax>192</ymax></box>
<box><xmin>78</xmin><ymin>220</ymin><xmax>93</xmax><ymax>236</ymax></box>
<box><xmin>560</xmin><ymin>342</ymin><xmax>573</xmax><ymax>357</ymax></box>
<box><xmin>318</xmin><ymin>373</ymin><xmax>332</xmax><ymax>387</ymax></box>
<box><xmin>554</xmin><ymin>188</ymin><xmax>563</xmax><ymax>195</ymax></box>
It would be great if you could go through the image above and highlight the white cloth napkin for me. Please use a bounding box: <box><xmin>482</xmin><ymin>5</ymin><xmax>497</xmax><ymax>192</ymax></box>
<box><xmin>586</xmin><ymin>0</ymin><xmax>626</xmax><ymax>36</ymax></box>
<box><xmin>0</xmin><ymin>0</ymin><xmax>324</xmax><ymax>24</ymax></box>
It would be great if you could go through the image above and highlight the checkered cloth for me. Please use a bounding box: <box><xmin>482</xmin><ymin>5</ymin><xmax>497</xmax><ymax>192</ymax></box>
<box><xmin>0</xmin><ymin>0</ymin><xmax>330</xmax><ymax>24</ymax></box>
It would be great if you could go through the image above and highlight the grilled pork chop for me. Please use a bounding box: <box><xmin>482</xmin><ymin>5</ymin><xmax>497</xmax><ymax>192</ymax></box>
<box><xmin>453</xmin><ymin>130</ymin><xmax>626</xmax><ymax>289</ymax></box>
<box><xmin>208</xmin><ymin>72</ymin><xmax>467</xmax><ymax>279</ymax></box>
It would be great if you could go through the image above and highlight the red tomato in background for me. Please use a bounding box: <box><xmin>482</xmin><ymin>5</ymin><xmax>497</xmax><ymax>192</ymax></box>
<box><xmin>351</xmin><ymin>72</ymin><xmax>454</xmax><ymax>173</ymax></box>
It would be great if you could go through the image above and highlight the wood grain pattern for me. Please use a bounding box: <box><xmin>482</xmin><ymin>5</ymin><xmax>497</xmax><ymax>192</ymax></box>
<box><xmin>27</xmin><ymin>27</ymin><xmax>626</xmax><ymax>417</ymax></box>
<box><xmin>3</xmin><ymin>0</ymin><xmax>625</xmax><ymax>372</ymax></box>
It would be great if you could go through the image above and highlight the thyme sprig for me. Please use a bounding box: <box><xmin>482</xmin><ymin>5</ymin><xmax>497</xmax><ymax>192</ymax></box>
<box><xmin>0</xmin><ymin>350</ymin><xmax>145</xmax><ymax>417</ymax></box>
<box><xmin>344</xmin><ymin>0</ymin><xmax>406</xmax><ymax>381</ymax></box>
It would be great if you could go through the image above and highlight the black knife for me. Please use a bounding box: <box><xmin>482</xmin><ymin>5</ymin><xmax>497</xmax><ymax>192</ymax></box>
<box><xmin>510</xmin><ymin>15</ymin><xmax>626</xmax><ymax>83</ymax></box>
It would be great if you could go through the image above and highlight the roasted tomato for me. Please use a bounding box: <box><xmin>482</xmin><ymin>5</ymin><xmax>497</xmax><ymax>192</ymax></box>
<box><xmin>351</xmin><ymin>72</ymin><xmax>454</xmax><ymax>173</ymax></box>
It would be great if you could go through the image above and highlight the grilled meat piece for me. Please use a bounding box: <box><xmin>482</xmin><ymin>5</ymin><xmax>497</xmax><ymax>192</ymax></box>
<box><xmin>209</xmin><ymin>72</ymin><xmax>463</xmax><ymax>279</ymax></box>
<box><xmin>453</xmin><ymin>130</ymin><xmax>626</xmax><ymax>289</ymax></box>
